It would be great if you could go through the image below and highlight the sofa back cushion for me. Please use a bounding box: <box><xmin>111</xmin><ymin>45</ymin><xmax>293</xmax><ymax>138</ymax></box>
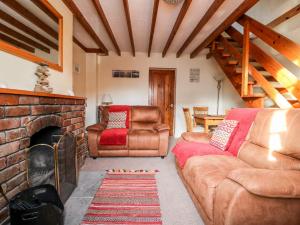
<box><xmin>238</xmin><ymin>109</ymin><xmax>300</xmax><ymax>170</ymax></box>
<box><xmin>131</xmin><ymin>106</ymin><xmax>161</xmax><ymax>130</ymax></box>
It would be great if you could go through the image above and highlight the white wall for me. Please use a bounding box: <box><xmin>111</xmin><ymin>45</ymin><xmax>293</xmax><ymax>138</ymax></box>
<box><xmin>97</xmin><ymin>52</ymin><xmax>243</xmax><ymax>137</ymax></box>
<box><xmin>0</xmin><ymin>0</ymin><xmax>73</xmax><ymax>95</ymax></box>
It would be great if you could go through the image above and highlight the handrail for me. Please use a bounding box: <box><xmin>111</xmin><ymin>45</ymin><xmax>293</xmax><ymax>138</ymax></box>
<box><xmin>238</xmin><ymin>15</ymin><xmax>300</xmax><ymax>68</ymax></box>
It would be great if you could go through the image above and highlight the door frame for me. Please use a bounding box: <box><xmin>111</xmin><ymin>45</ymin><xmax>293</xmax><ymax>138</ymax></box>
<box><xmin>148</xmin><ymin>68</ymin><xmax>176</xmax><ymax>136</ymax></box>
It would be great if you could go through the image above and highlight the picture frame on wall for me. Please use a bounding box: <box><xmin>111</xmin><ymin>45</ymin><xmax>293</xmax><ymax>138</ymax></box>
<box><xmin>112</xmin><ymin>70</ymin><xmax>140</xmax><ymax>78</ymax></box>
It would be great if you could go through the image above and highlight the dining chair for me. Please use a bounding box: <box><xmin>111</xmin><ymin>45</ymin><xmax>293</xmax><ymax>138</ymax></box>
<box><xmin>183</xmin><ymin>108</ymin><xmax>193</xmax><ymax>132</ymax></box>
<box><xmin>193</xmin><ymin>107</ymin><xmax>208</xmax><ymax>125</ymax></box>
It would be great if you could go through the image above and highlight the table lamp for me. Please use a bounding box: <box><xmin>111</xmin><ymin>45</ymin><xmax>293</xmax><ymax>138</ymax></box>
<box><xmin>101</xmin><ymin>94</ymin><xmax>113</xmax><ymax>105</ymax></box>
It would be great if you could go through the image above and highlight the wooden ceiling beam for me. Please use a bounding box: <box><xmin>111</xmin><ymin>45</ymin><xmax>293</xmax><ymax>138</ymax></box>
<box><xmin>176</xmin><ymin>0</ymin><xmax>224</xmax><ymax>58</ymax></box>
<box><xmin>92</xmin><ymin>0</ymin><xmax>121</xmax><ymax>56</ymax></box>
<box><xmin>122</xmin><ymin>0</ymin><xmax>135</xmax><ymax>56</ymax></box>
<box><xmin>0</xmin><ymin>0</ymin><xmax>58</xmax><ymax>39</ymax></box>
<box><xmin>0</xmin><ymin>32</ymin><xmax>35</xmax><ymax>53</ymax></box>
<box><xmin>148</xmin><ymin>0</ymin><xmax>160</xmax><ymax>57</ymax></box>
<box><xmin>63</xmin><ymin>0</ymin><xmax>108</xmax><ymax>54</ymax></box>
<box><xmin>267</xmin><ymin>3</ymin><xmax>300</xmax><ymax>28</ymax></box>
<box><xmin>190</xmin><ymin>0</ymin><xmax>259</xmax><ymax>58</ymax></box>
<box><xmin>31</xmin><ymin>0</ymin><xmax>58</xmax><ymax>23</ymax></box>
<box><xmin>162</xmin><ymin>0</ymin><xmax>192</xmax><ymax>57</ymax></box>
<box><xmin>73</xmin><ymin>37</ymin><xmax>105</xmax><ymax>54</ymax></box>
<box><xmin>0</xmin><ymin>9</ymin><xmax>58</xmax><ymax>49</ymax></box>
<box><xmin>0</xmin><ymin>22</ymin><xmax>50</xmax><ymax>53</ymax></box>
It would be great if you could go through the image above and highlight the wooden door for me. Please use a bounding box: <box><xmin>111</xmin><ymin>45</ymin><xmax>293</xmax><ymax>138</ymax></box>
<box><xmin>149</xmin><ymin>69</ymin><xmax>175</xmax><ymax>136</ymax></box>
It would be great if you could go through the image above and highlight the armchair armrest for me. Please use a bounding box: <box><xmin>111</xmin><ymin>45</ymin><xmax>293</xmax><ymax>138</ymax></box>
<box><xmin>86</xmin><ymin>123</ymin><xmax>106</xmax><ymax>132</ymax></box>
<box><xmin>153</xmin><ymin>124</ymin><xmax>169</xmax><ymax>132</ymax></box>
<box><xmin>181</xmin><ymin>132</ymin><xmax>211</xmax><ymax>143</ymax></box>
<box><xmin>227</xmin><ymin>168</ymin><xmax>300</xmax><ymax>198</ymax></box>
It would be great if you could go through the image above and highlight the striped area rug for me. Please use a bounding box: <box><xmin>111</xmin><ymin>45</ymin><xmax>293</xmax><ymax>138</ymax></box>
<box><xmin>81</xmin><ymin>169</ymin><xmax>162</xmax><ymax>225</ymax></box>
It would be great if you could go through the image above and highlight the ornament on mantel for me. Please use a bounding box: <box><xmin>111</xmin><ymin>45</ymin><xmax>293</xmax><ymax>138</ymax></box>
<box><xmin>34</xmin><ymin>63</ymin><xmax>53</xmax><ymax>93</ymax></box>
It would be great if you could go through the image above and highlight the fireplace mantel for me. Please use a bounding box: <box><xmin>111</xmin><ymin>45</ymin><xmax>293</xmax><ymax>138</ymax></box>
<box><xmin>0</xmin><ymin>88</ymin><xmax>85</xmax><ymax>100</ymax></box>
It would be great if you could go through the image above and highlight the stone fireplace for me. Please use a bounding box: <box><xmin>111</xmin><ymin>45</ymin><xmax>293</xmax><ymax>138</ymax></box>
<box><xmin>0</xmin><ymin>88</ymin><xmax>87</xmax><ymax>223</ymax></box>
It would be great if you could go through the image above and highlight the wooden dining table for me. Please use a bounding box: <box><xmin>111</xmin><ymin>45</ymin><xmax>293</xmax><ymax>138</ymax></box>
<box><xmin>193</xmin><ymin>114</ymin><xmax>225</xmax><ymax>133</ymax></box>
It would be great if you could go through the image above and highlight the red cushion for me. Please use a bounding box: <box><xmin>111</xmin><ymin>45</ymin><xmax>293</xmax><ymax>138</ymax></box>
<box><xmin>100</xmin><ymin>128</ymin><xmax>128</xmax><ymax>146</ymax></box>
<box><xmin>225</xmin><ymin>108</ymin><xmax>260</xmax><ymax>156</ymax></box>
<box><xmin>108</xmin><ymin>105</ymin><xmax>131</xmax><ymax>128</ymax></box>
<box><xmin>172</xmin><ymin>140</ymin><xmax>233</xmax><ymax>168</ymax></box>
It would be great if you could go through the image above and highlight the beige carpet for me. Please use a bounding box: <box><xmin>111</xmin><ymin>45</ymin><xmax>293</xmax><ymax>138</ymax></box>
<box><xmin>64</xmin><ymin>138</ymin><xmax>204</xmax><ymax>225</ymax></box>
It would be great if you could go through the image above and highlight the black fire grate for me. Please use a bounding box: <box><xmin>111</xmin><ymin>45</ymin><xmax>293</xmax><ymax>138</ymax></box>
<box><xmin>9</xmin><ymin>184</ymin><xmax>64</xmax><ymax>225</ymax></box>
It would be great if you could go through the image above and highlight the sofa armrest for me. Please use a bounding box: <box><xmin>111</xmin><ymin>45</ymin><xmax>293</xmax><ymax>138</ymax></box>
<box><xmin>86</xmin><ymin>123</ymin><xmax>106</xmax><ymax>132</ymax></box>
<box><xmin>227</xmin><ymin>168</ymin><xmax>300</xmax><ymax>198</ymax></box>
<box><xmin>153</xmin><ymin>124</ymin><xmax>169</xmax><ymax>132</ymax></box>
<box><xmin>181</xmin><ymin>132</ymin><xmax>211</xmax><ymax>143</ymax></box>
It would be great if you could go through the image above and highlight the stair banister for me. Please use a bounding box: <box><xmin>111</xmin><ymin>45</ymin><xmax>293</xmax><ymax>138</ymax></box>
<box><xmin>241</xmin><ymin>20</ymin><xmax>250</xmax><ymax>96</ymax></box>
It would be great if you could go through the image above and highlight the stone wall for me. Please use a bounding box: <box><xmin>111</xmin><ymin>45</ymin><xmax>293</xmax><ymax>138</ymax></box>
<box><xmin>0</xmin><ymin>91</ymin><xmax>87</xmax><ymax>224</ymax></box>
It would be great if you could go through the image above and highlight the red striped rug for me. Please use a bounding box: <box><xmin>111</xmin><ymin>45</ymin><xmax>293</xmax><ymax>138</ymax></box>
<box><xmin>81</xmin><ymin>169</ymin><xmax>162</xmax><ymax>225</ymax></box>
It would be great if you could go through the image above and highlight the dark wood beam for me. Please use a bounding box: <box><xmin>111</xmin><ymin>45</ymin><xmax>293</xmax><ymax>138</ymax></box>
<box><xmin>92</xmin><ymin>0</ymin><xmax>120</xmax><ymax>56</ymax></box>
<box><xmin>0</xmin><ymin>9</ymin><xmax>58</xmax><ymax>49</ymax></box>
<box><xmin>0</xmin><ymin>32</ymin><xmax>35</xmax><ymax>53</ymax></box>
<box><xmin>148</xmin><ymin>0</ymin><xmax>159</xmax><ymax>57</ymax></box>
<box><xmin>176</xmin><ymin>0</ymin><xmax>224</xmax><ymax>58</ymax></box>
<box><xmin>31</xmin><ymin>0</ymin><xmax>58</xmax><ymax>23</ymax></box>
<box><xmin>73</xmin><ymin>36</ymin><xmax>105</xmax><ymax>54</ymax></box>
<box><xmin>162</xmin><ymin>0</ymin><xmax>192</xmax><ymax>57</ymax></box>
<box><xmin>122</xmin><ymin>0</ymin><xmax>135</xmax><ymax>56</ymax></box>
<box><xmin>267</xmin><ymin>4</ymin><xmax>300</xmax><ymax>28</ymax></box>
<box><xmin>190</xmin><ymin>0</ymin><xmax>258</xmax><ymax>58</ymax></box>
<box><xmin>0</xmin><ymin>0</ymin><xmax>58</xmax><ymax>39</ymax></box>
<box><xmin>0</xmin><ymin>22</ymin><xmax>50</xmax><ymax>53</ymax></box>
<box><xmin>63</xmin><ymin>0</ymin><xmax>108</xmax><ymax>54</ymax></box>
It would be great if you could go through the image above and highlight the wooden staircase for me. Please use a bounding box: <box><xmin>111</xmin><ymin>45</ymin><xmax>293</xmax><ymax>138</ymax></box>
<box><xmin>210</xmin><ymin>15</ymin><xmax>300</xmax><ymax>108</ymax></box>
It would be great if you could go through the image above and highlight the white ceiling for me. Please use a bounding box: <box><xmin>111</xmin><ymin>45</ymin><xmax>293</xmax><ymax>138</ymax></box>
<box><xmin>72</xmin><ymin>0</ymin><xmax>253</xmax><ymax>56</ymax></box>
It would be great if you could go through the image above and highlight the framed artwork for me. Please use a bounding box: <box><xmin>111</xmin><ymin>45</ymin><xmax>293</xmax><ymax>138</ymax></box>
<box><xmin>112</xmin><ymin>70</ymin><xmax>140</xmax><ymax>78</ymax></box>
<box><xmin>190</xmin><ymin>68</ymin><xmax>200</xmax><ymax>83</ymax></box>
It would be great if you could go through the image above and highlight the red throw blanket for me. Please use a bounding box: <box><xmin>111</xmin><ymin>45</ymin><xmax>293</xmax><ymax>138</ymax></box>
<box><xmin>100</xmin><ymin>128</ymin><xmax>128</xmax><ymax>146</ymax></box>
<box><xmin>173</xmin><ymin>108</ymin><xmax>261</xmax><ymax>168</ymax></box>
<box><xmin>225</xmin><ymin>108</ymin><xmax>260</xmax><ymax>156</ymax></box>
<box><xmin>173</xmin><ymin>140</ymin><xmax>233</xmax><ymax>168</ymax></box>
<box><xmin>108</xmin><ymin>105</ymin><xmax>131</xmax><ymax>128</ymax></box>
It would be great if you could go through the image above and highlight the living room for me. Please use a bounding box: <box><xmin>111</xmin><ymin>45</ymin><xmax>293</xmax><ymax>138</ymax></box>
<box><xmin>1</xmin><ymin>0</ymin><xmax>300</xmax><ymax>225</ymax></box>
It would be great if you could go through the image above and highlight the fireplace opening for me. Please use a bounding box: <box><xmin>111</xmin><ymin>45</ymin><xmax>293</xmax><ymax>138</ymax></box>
<box><xmin>27</xmin><ymin>126</ymin><xmax>77</xmax><ymax>203</ymax></box>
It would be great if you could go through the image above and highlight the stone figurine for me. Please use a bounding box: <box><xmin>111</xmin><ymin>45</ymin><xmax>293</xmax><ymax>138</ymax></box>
<box><xmin>34</xmin><ymin>63</ymin><xmax>53</xmax><ymax>93</ymax></box>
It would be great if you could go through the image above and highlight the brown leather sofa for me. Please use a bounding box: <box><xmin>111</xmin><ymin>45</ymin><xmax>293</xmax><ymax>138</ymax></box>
<box><xmin>177</xmin><ymin>109</ymin><xmax>300</xmax><ymax>225</ymax></box>
<box><xmin>86</xmin><ymin>106</ymin><xmax>169</xmax><ymax>158</ymax></box>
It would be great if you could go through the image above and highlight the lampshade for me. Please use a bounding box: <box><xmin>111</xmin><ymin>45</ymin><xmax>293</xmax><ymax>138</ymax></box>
<box><xmin>101</xmin><ymin>94</ymin><xmax>113</xmax><ymax>105</ymax></box>
<box><xmin>163</xmin><ymin>0</ymin><xmax>184</xmax><ymax>5</ymax></box>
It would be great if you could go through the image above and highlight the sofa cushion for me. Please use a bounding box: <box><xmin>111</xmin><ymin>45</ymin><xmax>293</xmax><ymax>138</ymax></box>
<box><xmin>99</xmin><ymin>128</ymin><xmax>128</xmax><ymax>146</ymax></box>
<box><xmin>128</xmin><ymin>129</ymin><xmax>159</xmax><ymax>150</ymax></box>
<box><xmin>210</xmin><ymin>119</ymin><xmax>239</xmax><ymax>151</ymax></box>
<box><xmin>225</xmin><ymin>108</ymin><xmax>260</xmax><ymax>156</ymax></box>
<box><xmin>108</xmin><ymin>105</ymin><xmax>131</xmax><ymax>128</ymax></box>
<box><xmin>182</xmin><ymin>156</ymin><xmax>250</xmax><ymax>221</ymax></box>
<box><xmin>107</xmin><ymin>111</ymin><xmax>127</xmax><ymax>129</ymax></box>
<box><xmin>131</xmin><ymin>106</ymin><xmax>161</xmax><ymax>130</ymax></box>
<box><xmin>173</xmin><ymin>140</ymin><xmax>233</xmax><ymax>168</ymax></box>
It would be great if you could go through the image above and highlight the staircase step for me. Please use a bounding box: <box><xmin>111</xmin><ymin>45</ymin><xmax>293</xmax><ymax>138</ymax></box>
<box><xmin>264</xmin><ymin>75</ymin><xmax>277</xmax><ymax>82</ymax></box>
<box><xmin>275</xmin><ymin>87</ymin><xmax>288</xmax><ymax>94</ymax></box>
<box><xmin>288</xmin><ymin>100</ymin><xmax>299</xmax><ymax>105</ymax></box>
<box><xmin>227</xmin><ymin>60</ymin><xmax>239</xmax><ymax>65</ymax></box>
<box><xmin>217</xmin><ymin>46</ymin><xmax>225</xmax><ymax>51</ymax></box>
<box><xmin>242</xmin><ymin>93</ymin><xmax>266</xmax><ymax>99</ymax></box>
<box><xmin>293</xmin><ymin>103</ymin><xmax>300</xmax><ymax>108</ymax></box>
<box><xmin>222</xmin><ymin>53</ymin><xmax>231</xmax><ymax>58</ymax></box>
